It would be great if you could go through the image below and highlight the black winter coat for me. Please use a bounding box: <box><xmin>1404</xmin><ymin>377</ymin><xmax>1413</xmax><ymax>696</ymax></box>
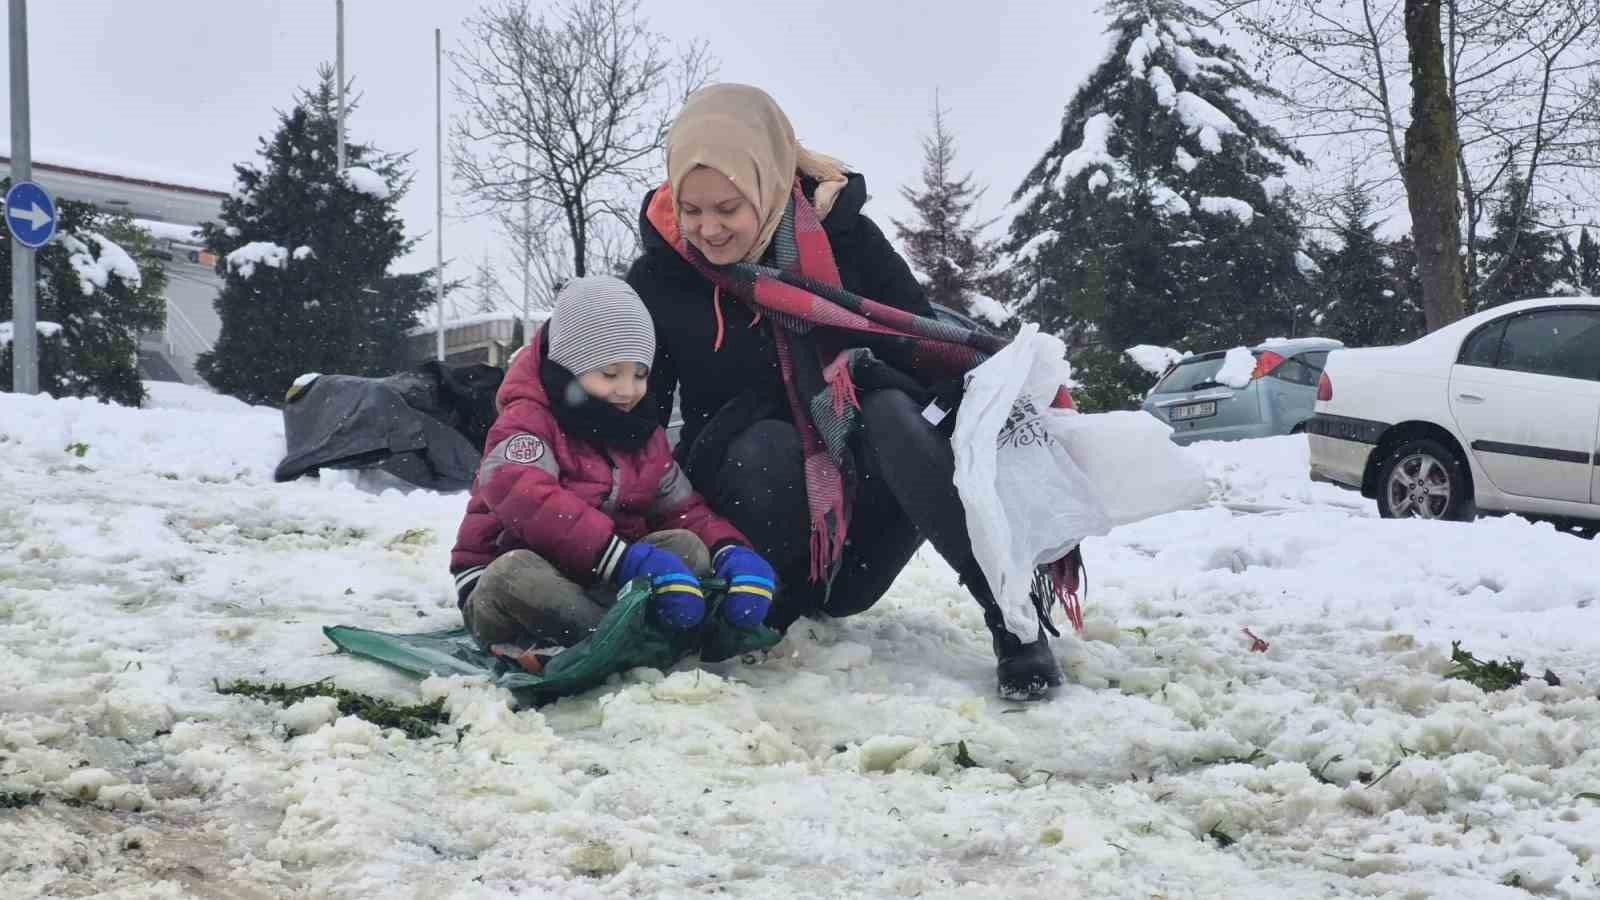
<box><xmin>626</xmin><ymin>174</ymin><xmax>931</xmax><ymax>455</ymax></box>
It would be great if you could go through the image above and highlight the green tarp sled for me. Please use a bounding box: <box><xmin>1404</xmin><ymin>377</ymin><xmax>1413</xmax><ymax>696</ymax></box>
<box><xmin>323</xmin><ymin>578</ymin><xmax>781</xmax><ymax>707</ymax></box>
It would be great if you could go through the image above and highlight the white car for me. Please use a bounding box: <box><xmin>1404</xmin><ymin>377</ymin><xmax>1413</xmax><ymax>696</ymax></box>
<box><xmin>1307</xmin><ymin>297</ymin><xmax>1600</xmax><ymax>533</ymax></box>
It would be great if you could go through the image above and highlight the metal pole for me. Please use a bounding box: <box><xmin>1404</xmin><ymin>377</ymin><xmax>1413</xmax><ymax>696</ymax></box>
<box><xmin>521</xmin><ymin>146</ymin><xmax>532</xmax><ymax>339</ymax></box>
<box><xmin>435</xmin><ymin>27</ymin><xmax>445</xmax><ymax>362</ymax></box>
<box><xmin>336</xmin><ymin>0</ymin><xmax>346</xmax><ymax>172</ymax></box>
<box><xmin>9</xmin><ymin>0</ymin><xmax>37</xmax><ymax>394</ymax></box>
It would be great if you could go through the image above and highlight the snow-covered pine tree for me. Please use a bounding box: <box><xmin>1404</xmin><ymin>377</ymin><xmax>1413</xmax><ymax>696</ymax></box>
<box><xmin>1314</xmin><ymin>185</ymin><xmax>1412</xmax><ymax>347</ymax></box>
<box><xmin>1474</xmin><ymin>176</ymin><xmax>1565</xmax><ymax>310</ymax></box>
<box><xmin>1005</xmin><ymin>0</ymin><xmax>1309</xmax><ymax>407</ymax></box>
<box><xmin>893</xmin><ymin>98</ymin><xmax>1002</xmax><ymax>316</ymax></box>
<box><xmin>198</xmin><ymin>66</ymin><xmax>432</xmax><ymax>406</ymax></box>
<box><xmin>1</xmin><ymin>183</ymin><xmax>165</xmax><ymax>406</ymax></box>
<box><xmin>1580</xmin><ymin>228</ymin><xmax>1600</xmax><ymax>296</ymax></box>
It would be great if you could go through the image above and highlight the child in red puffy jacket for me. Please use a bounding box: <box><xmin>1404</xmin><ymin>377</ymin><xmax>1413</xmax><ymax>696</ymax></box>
<box><xmin>450</xmin><ymin>275</ymin><xmax>776</xmax><ymax>652</ymax></box>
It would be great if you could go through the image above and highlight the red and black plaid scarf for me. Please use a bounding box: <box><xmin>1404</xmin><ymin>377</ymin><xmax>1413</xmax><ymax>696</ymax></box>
<box><xmin>648</xmin><ymin>180</ymin><xmax>1082</xmax><ymax>629</ymax></box>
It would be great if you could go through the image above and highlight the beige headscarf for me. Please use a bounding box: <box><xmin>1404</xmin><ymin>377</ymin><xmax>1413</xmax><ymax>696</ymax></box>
<box><xmin>665</xmin><ymin>83</ymin><xmax>850</xmax><ymax>263</ymax></box>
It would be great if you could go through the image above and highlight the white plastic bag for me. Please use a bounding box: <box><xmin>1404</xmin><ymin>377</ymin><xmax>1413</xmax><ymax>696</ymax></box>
<box><xmin>1047</xmin><ymin>411</ymin><xmax>1210</xmax><ymax>526</ymax></box>
<box><xmin>952</xmin><ymin>326</ymin><xmax>1111</xmax><ymax>640</ymax></box>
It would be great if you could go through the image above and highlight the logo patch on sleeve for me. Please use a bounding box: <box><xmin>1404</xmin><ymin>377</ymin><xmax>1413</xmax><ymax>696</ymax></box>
<box><xmin>504</xmin><ymin>433</ymin><xmax>546</xmax><ymax>465</ymax></box>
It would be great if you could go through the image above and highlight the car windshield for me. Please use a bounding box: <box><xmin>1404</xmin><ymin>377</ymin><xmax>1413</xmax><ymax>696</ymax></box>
<box><xmin>1152</xmin><ymin>356</ymin><xmax>1230</xmax><ymax>394</ymax></box>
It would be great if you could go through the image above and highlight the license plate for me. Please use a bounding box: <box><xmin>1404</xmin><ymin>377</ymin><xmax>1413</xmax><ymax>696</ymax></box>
<box><xmin>1170</xmin><ymin>401</ymin><xmax>1216</xmax><ymax>421</ymax></box>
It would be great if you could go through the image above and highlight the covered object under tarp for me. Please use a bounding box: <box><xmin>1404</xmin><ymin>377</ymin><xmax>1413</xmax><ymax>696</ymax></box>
<box><xmin>273</xmin><ymin>361</ymin><xmax>503</xmax><ymax>492</ymax></box>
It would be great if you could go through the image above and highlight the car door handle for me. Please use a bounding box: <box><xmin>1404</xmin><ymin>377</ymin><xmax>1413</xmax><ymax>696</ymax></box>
<box><xmin>1457</xmin><ymin>392</ymin><xmax>1485</xmax><ymax>403</ymax></box>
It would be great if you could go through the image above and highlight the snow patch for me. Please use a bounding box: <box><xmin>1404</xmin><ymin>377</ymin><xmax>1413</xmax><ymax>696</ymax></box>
<box><xmin>1216</xmin><ymin>345</ymin><xmax>1257</xmax><ymax>387</ymax></box>
<box><xmin>1295</xmin><ymin>250</ymin><xmax>1321</xmax><ymax>276</ymax></box>
<box><xmin>61</xmin><ymin>232</ymin><xmax>143</xmax><ymax>297</ymax></box>
<box><xmin>1176</xmin><ymin>93</ymin><xmax>1239</xmax><ymax>150</ymax></box>
<box><xmin>292</xmin><ymin>245</ymin><xmax>315</xmax><ymax>261</ymax></box>
<box><xmin>142</xmin><ymin>380</ymin><xmax>263</xmax><ymax>414</ymax></box>
<box><xmin>1125</xmin><ymin>344</ymin><xmax>1189</xmax><ymax>376</ymax></box>
<box><xmin>1149</xmin><ymin>66</ymin><xmax>1177</xmax><ymax>108</ymax></box>
<box><xmin>1015</xmin><ymin>230</ymin><xmax>1059</xmax><ymax>261</ymax></box>
<box><xmin>133</xmin><ymin>219</ymin><xmax>204</xmax><ymax>244</ymax></box>
<box><xmin>1125</xmin><ymin>23</ymin><xmax>1157</xmax><ymax>76</ymax></box>
<box><xmin>343</xmin><ymin>166</ymin><xmax>390</xmax><ymax>199</ymax></box>
<box><xmin>967</xmin><ymin>293</ymin><xmax>1014</xmax><ymax>327</ymax></box>
<box><xmin>1175</xmin><ymin>147</ymin><xmax>1199</xmax><ymax>173</ymax></box>
<box><xmin>1058</xmin><ymin>113</ymin><xmax>1118</xmax><ymax>190</ymax></box>
<box><xmin>1151</xmin><ymin>184</ymin><xmax>1191</xmax><ymax>218</ymax></box>
<box><xmin>0</xmin><ymin>320</ymin><xmax>64</xmax><ymax>346</ymax></box>
<box><xmin>1198</xmin><ymin>196</ymin><xmax>1255</xmax><ymax>225</ymax></box>
<box><xmin>1087</xmin><ymin>170</ymin><xmax>1110</xmax><ymax>192</ymax></box>
<box><xmin>227</xmin><ymin>241</ymin><xmax>290</xmax><ymax>279</ymax></box>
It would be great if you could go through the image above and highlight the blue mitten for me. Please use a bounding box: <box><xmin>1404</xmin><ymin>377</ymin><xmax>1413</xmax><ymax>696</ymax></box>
<box><xmin>713</xmin><ymin>545</ymin><xmax>776</xmax><ymax>628</ymax></box>
<box><xmin>613</xmin><ymin>541</ymin><xmax>705</xmax><ymax>629</ymax></box>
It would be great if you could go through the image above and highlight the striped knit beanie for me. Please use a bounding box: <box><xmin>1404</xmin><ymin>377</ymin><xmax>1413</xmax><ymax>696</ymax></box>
<box><xmin>546</xmin><ymin>276</ymin><xmax>657</xmax><ymax>375</ymax></box>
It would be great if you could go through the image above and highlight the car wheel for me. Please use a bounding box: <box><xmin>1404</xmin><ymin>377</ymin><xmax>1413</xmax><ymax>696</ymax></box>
<box><xmin>1376</xmin><ymin>438</ymin><xmax>1474</xmax><ymax>522</ymax></box>
<box><xmin>1290</xmin><ymin>422</ymin><xmax>1307</xmax><ymax>435</ymax></box>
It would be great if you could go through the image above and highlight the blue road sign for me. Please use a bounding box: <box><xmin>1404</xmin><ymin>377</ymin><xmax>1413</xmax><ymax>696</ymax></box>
<box><xmin>5</xmin><ymin>180</ymin><xmax>57</xmax><ymax>249</ymax></box>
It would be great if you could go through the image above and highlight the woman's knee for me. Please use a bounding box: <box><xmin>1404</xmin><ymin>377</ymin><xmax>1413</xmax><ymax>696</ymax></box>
<box><xmin>723</xmin><ymin>419</ymin><xmax>801</xmax><ymax>469</ymax></box>
<box><xmin>859</xmin><ymin>387</ymin><xmax>922</xmax><ymax>426</ymax></box>
<box><xmin>715</xmin><ymin>420</ymin><xmax>803</xmax><ymax>502</ymax></box>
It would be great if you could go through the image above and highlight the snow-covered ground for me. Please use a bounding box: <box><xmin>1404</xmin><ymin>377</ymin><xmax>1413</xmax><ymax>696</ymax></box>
<box><xmin>3</xmin><ymin>384</ymin><xmax>1599</xmax><ymax>899</ymax></box>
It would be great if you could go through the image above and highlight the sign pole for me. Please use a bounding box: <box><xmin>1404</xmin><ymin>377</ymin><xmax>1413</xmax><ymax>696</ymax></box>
<box><xmin>8</xmin><ymin>0</ymin><xmax>37</xmax><ymax>394</ymax></box>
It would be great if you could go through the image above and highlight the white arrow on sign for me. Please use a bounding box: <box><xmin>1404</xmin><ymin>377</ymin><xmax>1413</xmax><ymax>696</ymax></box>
<box><xmin>8</xmin><ymin>202</ymin><xmax>53</xmax><ymax>231</ymax></box>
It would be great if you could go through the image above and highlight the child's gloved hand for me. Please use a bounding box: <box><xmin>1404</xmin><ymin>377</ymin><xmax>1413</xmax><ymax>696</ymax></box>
<box><xmin>613</xmin><ymin>542</ymin><xmax>705</xmax><ymax>629</ymax></box>
<box><xmin>713</xmin><ymin>545</ymin><xmax>776</xmax><ymax>628</ymax></box>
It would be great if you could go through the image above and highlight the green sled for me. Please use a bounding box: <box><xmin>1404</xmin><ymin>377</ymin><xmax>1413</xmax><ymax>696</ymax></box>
<box><xmin>322</xmin><ymin>577</ymin><xmax>781</xmax><ymax>707</ymax></box>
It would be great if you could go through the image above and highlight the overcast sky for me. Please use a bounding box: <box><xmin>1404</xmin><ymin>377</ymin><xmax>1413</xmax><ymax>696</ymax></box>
<box><xmin>2</xmin><ymin>1</ymin><xmax>1109</xmax><ymax>287</ymax></box>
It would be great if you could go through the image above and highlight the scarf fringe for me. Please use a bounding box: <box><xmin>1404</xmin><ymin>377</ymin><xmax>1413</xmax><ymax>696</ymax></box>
<box><xmin>1049</xmin><ymin>556</ymin><xmax>1085</xmax><ymax>634</ymax></box>
<box><xmin>823</xmin><ymin>355</ymin><xmax>861</xmax><ymax>418</ymax></box>
<box><xmin>808</xmin><ymin>511</ymin><xmax>849</xmax><ymax>583</ymax></box>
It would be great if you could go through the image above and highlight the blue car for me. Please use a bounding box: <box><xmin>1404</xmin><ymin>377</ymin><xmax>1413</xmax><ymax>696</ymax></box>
<box><xmin>1141</xmin><ymin>338</ymin><xmax>1344</xmax><ymax>444</ymax></box>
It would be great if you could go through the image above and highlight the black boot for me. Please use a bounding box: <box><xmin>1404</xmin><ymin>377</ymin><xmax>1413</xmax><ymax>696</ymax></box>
<box><xmin>965</xmin><ymin>567</ymin><xmax>1064</xmax><ymax>700</ymax></box>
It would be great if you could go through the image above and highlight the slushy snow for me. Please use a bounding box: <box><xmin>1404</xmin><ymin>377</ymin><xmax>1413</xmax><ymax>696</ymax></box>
<box><xmin>3</xmin><ymin>384</ymin><xmax>1599</xmax><ymax>898</ymax></box>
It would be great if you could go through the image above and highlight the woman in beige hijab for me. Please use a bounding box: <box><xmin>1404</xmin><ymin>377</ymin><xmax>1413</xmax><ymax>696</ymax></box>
<box><xmin>625</xmin><ymin>83</ymin><xmax>1066</xmax><ymax>699</ymax></box>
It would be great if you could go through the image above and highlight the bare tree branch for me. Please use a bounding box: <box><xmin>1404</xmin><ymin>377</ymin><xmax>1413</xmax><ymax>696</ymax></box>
<box><xmin>450</xmin><ymin>0</ymin><xmax>714</xmax><ymax>281</ymax></box>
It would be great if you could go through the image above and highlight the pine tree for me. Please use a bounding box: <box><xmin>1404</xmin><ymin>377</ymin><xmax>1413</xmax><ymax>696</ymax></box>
<box><xmin>1554</xmin><ymin>234</ymin><xmax>1583</xmax><ymax>296</ymax></box>
<box><xmin>1474</xmin><ymin>176</ymin><xmax>1564</xmax><ymax>309</ymax></box>
<box><xmin>1314</xmin><ymin>185</ymin><xmax>1410</xmax><ymax>347</ymax></box>
<box><xmin>1383</xmin><ymin>236</ymin><xmax>1428</xmax><ymax>343</ymax></box>
<box><xmin>893</xmin><ymin>97</ymin><xmax>1002</xmax><ymax>315</ymax></box>
<box><xmin>197</xmin><ymin>66</ymin><xmax>432</xmax><ymax>406</ymax></box>
<box><xmin>1</xmin><ymin>183</ymin><xmax>165</xmax><ymax>406</ymax></box>
<box><xmin>1005</xmin><ymin>0</ymin><xmax>1309</xmax><ymax>408</ymax></box>
<box><xmin>1579</xmin><ymin>228</ymin><xmax>1600</xmax><ymax>295</ymax></box>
